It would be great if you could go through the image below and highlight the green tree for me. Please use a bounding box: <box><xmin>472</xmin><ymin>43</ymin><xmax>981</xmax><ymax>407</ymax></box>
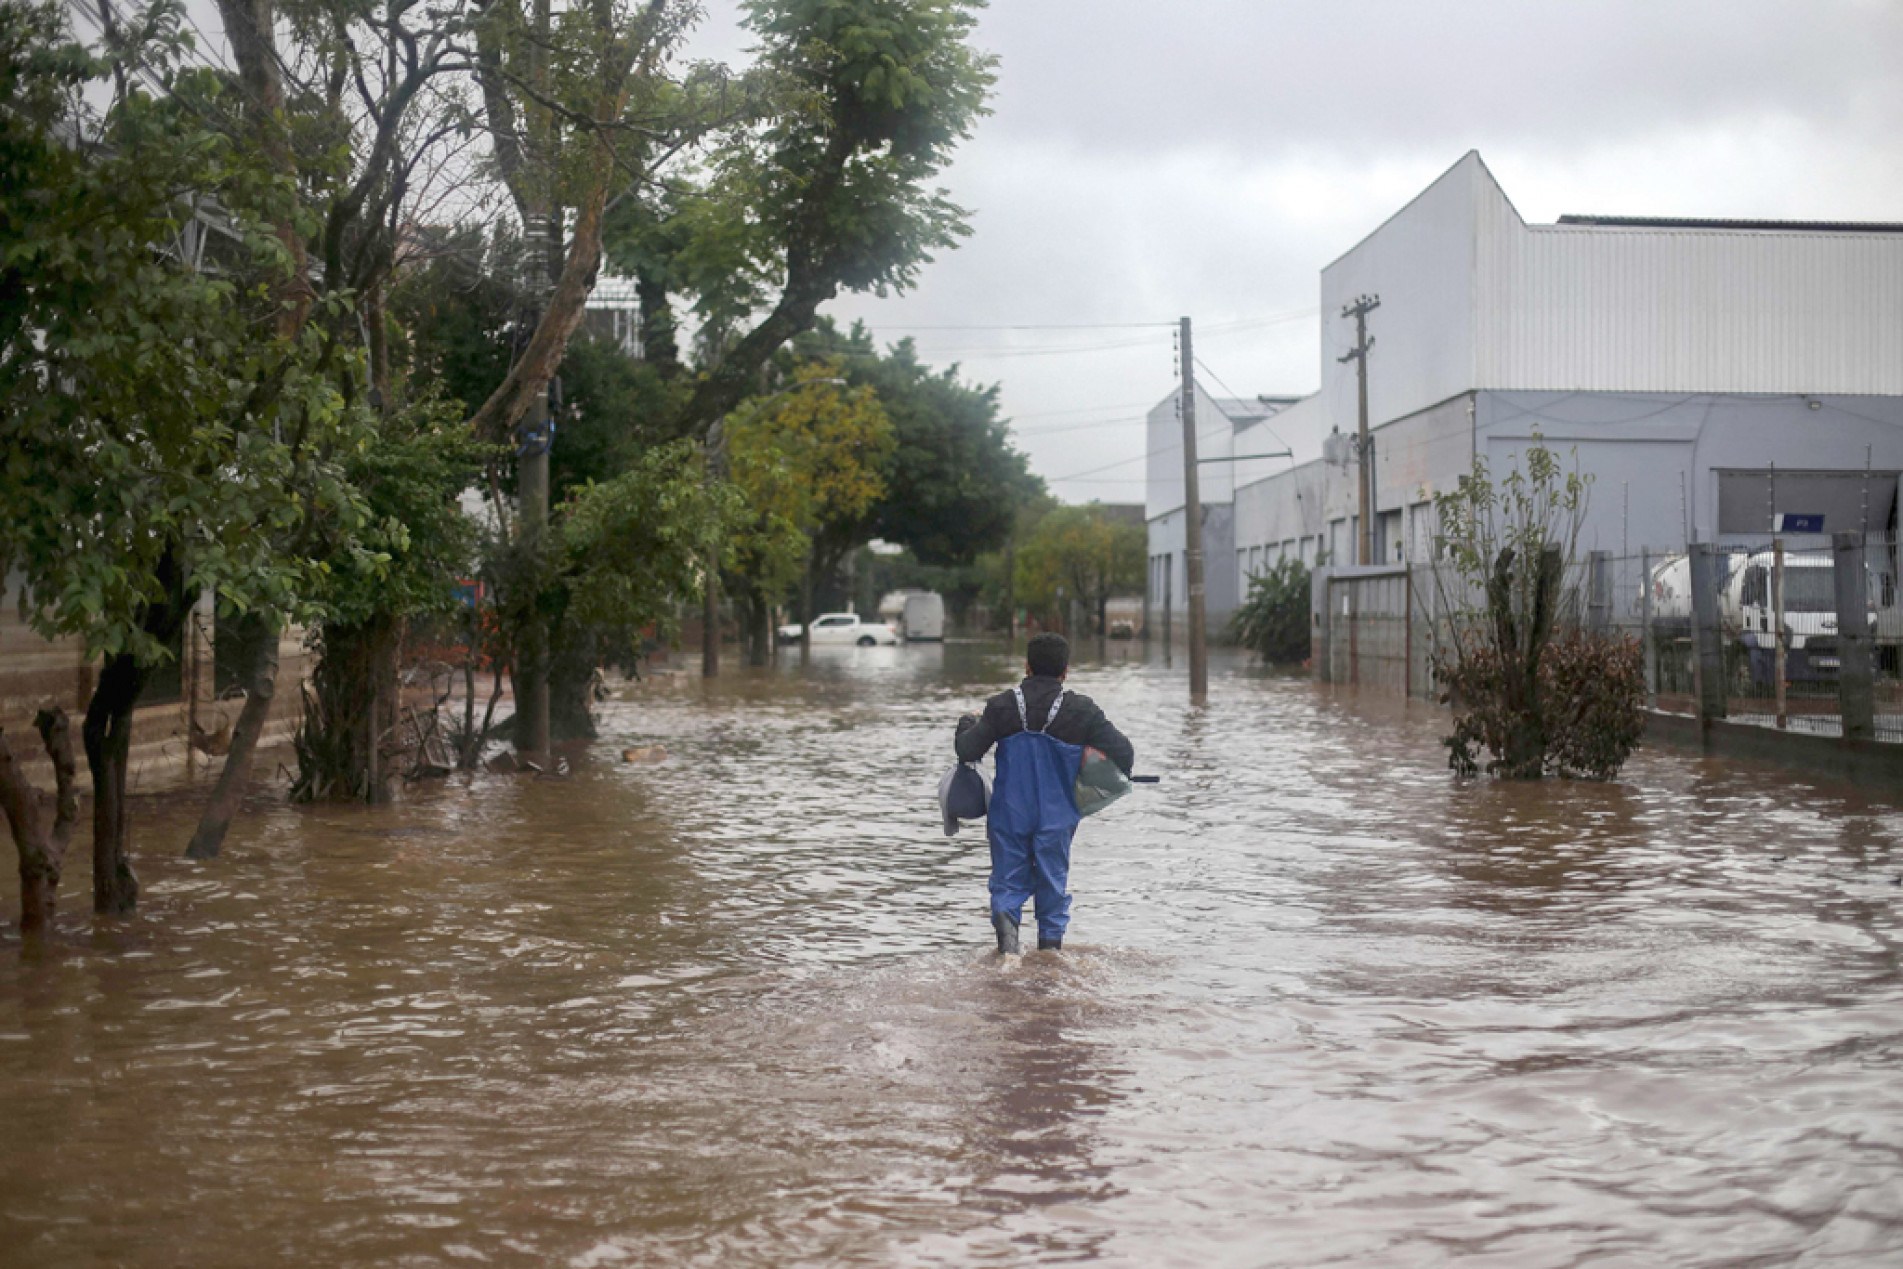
<box><xmin>0</xmin><ymin>4</ymin><xmax>381</xmax><ymax>910</ymax></box>
<box><xmin>794</xmin><ymin>324</ymin><xmax>1039</xmax><ymax>592</ymax></box>
<box><xmin>1014</xmin><ymin>506</ymin><xmax>1146</xmax><ymax>636</ymax></box>
<box><xmin>292</xmin><ymin>400</ymin><xmax>492</xmax><ymax>802</ymax></box>
<box><xmin>662</xmin><ymin>0</ymin><xmax>997</xmax><ymax>439</ymax></box>
<box><xmin>724</xmin><ymin>363</ymin><xmax>895</xmax><ymax>661</ymax></box>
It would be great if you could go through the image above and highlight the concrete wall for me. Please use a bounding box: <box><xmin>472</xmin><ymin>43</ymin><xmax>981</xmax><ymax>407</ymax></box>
<box><xmin>1146</xmin><ymin>500</ymin><xmax>1239</xmax><ymax>633</ymax></box>
<box><xmin>1</xmin><ymin>584</ymin><xmax>308</xmax><ymax>794</ymax></box>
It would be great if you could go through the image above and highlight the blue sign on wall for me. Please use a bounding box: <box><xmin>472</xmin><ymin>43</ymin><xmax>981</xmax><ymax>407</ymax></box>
<box><xmin>1774</xmin><ymin>513</ymin><xmax>1825</xmax><ymax>533</ymax></box>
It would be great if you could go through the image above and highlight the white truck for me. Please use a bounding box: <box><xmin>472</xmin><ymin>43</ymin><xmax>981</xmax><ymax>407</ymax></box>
<box><xmin>1647</xmin><ymin>549</ymin><xmax>1897</xmax><ymax>686</ymax></box>
<box><xmin>775</xmin><ymin>612</ymin><xmax>901</xmax><ymax>646</ymax></box>
<box><xmin>900</xmin><ymin>591</ymin><xmax>946</xmax><ymax>641</ymax></box>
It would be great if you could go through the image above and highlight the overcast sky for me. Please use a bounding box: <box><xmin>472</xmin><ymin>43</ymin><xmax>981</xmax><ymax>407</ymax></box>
<box><xmin>160</xmin><ymin>0</ymin><xmax>1903</xmax><ymax>504</ymax></box>
<box><xmin>687</xmin><ymin>0</ymin><xmax>1903</xmax><ymax>503</ymax></box>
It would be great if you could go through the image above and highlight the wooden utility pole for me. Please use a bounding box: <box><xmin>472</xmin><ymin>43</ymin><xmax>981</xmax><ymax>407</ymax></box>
<box><xmin>1339</xmin><ymin>294</ymin><xmax>1380</xmax><ymax>565</ymax></box>
<box><xmin>1179</xmin><ymin>317</ymin><xmax>1208</xmax><ymax>704</ymax></box>
<box><xmin>514</xmin><ymin>215</ymin><xmax>558</xmax><ymax>762</ymax></box>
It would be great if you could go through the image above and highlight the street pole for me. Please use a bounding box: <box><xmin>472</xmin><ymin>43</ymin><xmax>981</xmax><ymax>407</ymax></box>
<box><xmin>1339</xmin><ymin>294</ymin><xmax>1380</xmax><ymax>565</ymax></box>
<box><xmin>514</xmin><ymin>213</ymin><xmax>557</xmax><ymax>763</ymax></box>
<box><xmin>516</xmin><ymin>384</ymin><xmax>552</xmax><ymax>761</ymax></box>
<box><xmin>1179</xmin><ymin>316</ymin><xmax>1208</xmax><ymax>705</ymax></box>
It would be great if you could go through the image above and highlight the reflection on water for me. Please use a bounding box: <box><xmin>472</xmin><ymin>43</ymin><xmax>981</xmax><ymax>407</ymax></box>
<box><xmin>3</xmin><ymin>643</ymin><xmax>1902</xmax><ymax>1266</ymax></box>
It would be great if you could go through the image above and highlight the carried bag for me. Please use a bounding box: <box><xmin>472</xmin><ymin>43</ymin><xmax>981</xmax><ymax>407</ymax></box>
<box><xmin>937</xmin><ymin>762</ymin><xmax>990</xmax><ymax>836</ymax></box>
<box><xmin>1074</xmin><ymin>745</ymin><xmax>1133</xmax><ymax>817</ymax></box>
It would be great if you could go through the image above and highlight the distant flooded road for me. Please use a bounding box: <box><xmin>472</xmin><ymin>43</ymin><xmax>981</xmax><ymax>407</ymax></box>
<box><xmin>4</xmin><ymin>643</ymin><xmax>1902</xmax><ymax>1265</ymax></box>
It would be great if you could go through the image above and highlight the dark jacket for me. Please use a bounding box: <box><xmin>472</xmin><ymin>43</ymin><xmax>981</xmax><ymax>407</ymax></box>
<box><xmin>954</xmin><ymin>675</ymin><xmax>1135</xmax><ymax>774</ymax></box>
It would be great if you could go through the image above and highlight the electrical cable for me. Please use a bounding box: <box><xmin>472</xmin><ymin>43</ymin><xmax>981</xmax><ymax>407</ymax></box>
<box><xmin>1193</xmin><ymin>360</ymin><xmax>1296</xmax><ymax>460</ymax></box>
<box><xmin>1046</xmin><ymin>417</ymin><xmax>1234</xmax><ymax>484</ymax></box>
<box><xmin>1010</xmin><ymin>413</ymin><xmax>1149</xmax><ymax>438</ymax></box>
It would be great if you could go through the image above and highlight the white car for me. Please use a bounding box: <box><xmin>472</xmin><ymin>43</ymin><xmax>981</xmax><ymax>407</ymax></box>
<box><xmin>776</xmin><ymin>612</ymin><xmax>901</xmax><ymax>646</ymax></box>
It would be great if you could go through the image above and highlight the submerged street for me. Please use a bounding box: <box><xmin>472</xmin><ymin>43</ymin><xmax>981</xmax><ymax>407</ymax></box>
<box><xmin>3</xmin><ymin>643</ymin><xmax>1902</xmax><ymax>1265</ymax></box>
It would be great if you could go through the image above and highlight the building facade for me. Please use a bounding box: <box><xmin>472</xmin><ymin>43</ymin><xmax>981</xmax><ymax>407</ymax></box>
<box><xmin>1151</xmin><ymin>151</ymin><xmax>1903</xmax><ymax>628</ymax></box>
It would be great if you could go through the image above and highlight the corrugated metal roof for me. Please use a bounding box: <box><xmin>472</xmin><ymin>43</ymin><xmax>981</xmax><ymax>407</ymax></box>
<box><xmin>1478</xmin><ymin>209</ymin><xmax>1903</xmax><ymax>395</ymax></box>
<box><xmin>1557</xmin><ymin>215</ymin><xmax>1903</xmax><ymax>235</ymax></box>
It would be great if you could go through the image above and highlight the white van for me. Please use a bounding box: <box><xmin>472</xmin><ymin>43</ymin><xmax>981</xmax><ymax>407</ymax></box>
<box><xmin>901</xmin><ymin>592</ymin><xmax>946</xmax><ymax>642</ymax></box>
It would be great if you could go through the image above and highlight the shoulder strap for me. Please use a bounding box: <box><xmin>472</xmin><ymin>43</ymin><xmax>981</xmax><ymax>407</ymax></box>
<box><xmin>1013</xmin><ymin>685</ymin><xmax>1065</xmax><ymax>733</ymax></box>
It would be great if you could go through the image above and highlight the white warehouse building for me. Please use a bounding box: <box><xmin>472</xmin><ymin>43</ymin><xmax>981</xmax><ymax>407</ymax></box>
<box><xmin>1147</xmin><ymin>151</ymin><xmax>1903</xmax><ymax>632</ymax></box>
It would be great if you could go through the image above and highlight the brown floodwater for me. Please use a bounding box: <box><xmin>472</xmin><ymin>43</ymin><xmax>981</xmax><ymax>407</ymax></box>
<box><xmin>3</xmin><ymin>642</ymin><xmax>1902</xmax><ymax>1266</ymax></box>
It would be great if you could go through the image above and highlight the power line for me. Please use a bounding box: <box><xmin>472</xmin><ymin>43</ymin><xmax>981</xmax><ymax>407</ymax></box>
<box><xmin>867</xmin><ymin>320</ymin><xmax>1175</xmax><ymax>331</ymax></box>
<box><xmin>1010</xmin><ymin>398</ymin><xmax>1160</xmax><ymax>421</ymax></box>
<box><xmin>1011</xmin><ymin>413</ymin><xmax>1148</xmax><ymax>437</ymax></box>
<box><xmin>1046</xmin><ymin>417</ymin><xmax>1234</xmax><ymax>484</ymax></box>
<box><xmin>1194</xmin><ymin>359</ymin><xmax>1294</xmax><ymax>458</ymax></box>
<box><xmin>838</xmin><ymin>309</ymin><xmax>1317</xmax><ymax>334</ymax></box>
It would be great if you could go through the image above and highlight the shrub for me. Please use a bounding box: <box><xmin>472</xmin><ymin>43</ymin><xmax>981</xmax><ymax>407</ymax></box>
<box><xmin>1429</xmin><ymin>437</ymin><xmax>1645</xmax><ymax>780</ymax></box>
<box><xmin>1440</xmin><ymin>628</ymin><xmax>1645</xmax><ymax>779</ymax></box>
<box><xmin>1232</xmin><ymin>558</ymin><xmax>1311</xmax><ymax>664</ymax></box>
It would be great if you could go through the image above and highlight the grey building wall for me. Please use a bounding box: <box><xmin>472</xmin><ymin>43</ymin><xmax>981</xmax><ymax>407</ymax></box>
<box><xmin>1476</xmin><ymin>391</ymin><xmax>1903</xmax><ymax>554</ymax></box>
<box><xmin>1146</xmin><ymin>500</ymin><xmax>1240</xmax><ymax>637</ymax></box>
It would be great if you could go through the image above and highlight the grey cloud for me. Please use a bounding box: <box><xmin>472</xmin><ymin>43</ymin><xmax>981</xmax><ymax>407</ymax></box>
<box><xmin>976</xmin><ymin>1</ymin><xmax>1902</xmax><ymax>160</ymax></box>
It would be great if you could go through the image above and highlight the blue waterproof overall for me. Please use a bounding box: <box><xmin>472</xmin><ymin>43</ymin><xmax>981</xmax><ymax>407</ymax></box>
<box><xmin>988</xmin><ymin>687</ymin><xmax>1083</xmax><ymax>945</ymax></box>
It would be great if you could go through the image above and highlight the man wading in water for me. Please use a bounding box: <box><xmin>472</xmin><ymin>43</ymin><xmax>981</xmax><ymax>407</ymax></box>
<box><xmin>955</xmin><ymin>633</ymin><xmax>1135</xmax><ymax>953</ymax></box>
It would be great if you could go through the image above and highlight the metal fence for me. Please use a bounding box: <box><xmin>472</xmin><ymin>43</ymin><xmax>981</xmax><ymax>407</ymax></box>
<box><xmin>1322</xmin><ymin>567</ymin><xmax>1425</xmax><ymax>695</ymax></box>
<box><xmin>1600</xmin><ymin>533</ymin><xmax>1901</xmax><ymax>744</ymax></box>
<box><xmin>1319</xmin><ymin>533</ymin><xmax>1903</xmax><ymax>746</ymax></box>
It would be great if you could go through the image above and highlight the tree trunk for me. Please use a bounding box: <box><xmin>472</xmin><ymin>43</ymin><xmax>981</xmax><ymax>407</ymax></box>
<box><xmin>82</xmin><ymin>653</ymin><xmax>146</xmax><ymax>915</ymax></box>
<box><xmin>746</xmin><ymin>592</ymin><xmax>770</xmax><ymax>666</ymax></box>
<box><xmin>366</xmin><ymin>278</ymin><xmax>392</xmax><ymax>410</ymax></box>
<box><xmin>0</xmin><ymin>710</ymin><xmax>79</xmax><ymax>935</ymax></box>
<box><xmin>636</xmin><ymin>272</ymin><xmax>679</xmax><ymax>377</ymax></box>
<box><xmin>185</xmin><ymin>614</ymin><xmax>279</xmax><ymax>859</ymax></box>
<box><xmin>549</xmin><ymin>625</ymin><xmax>602</xmax><ymax>742</ymax></box>
<box><xmin>1487</xmin><ymin>546</ymin><xmax>1564</xmax><ymax>779</ymax></box>
<box><xmin>294</xmin><ymin>617</ymin><xmax>398</xmax><ymax>803</ymax></box>
<box><xmin>464</xmin><ymin>151</ymin><xmax>617</xmax><ymax>446</ymax></box>
<box><xmin>214</xmin><ymin>0</ymin><xmax>314</xmax><ymax>338</ymax></box>
<box><xmin>799</xmin><ymin>555</ymin><xmax>815</xmax><ymax>662</ymax></box>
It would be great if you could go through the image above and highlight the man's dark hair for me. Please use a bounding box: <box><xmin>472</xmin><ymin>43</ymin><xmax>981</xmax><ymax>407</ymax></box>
<box><xmin>1026</xmin><ymin>632</ymin><xmax>1070</xmax><ymax>678</ymax></box>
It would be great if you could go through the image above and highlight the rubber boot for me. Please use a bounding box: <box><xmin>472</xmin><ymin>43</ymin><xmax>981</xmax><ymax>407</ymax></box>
<box><xmin>1037</xmin><ymin>937</ymin><xmax>1062</xmax><ymax>951</ymax></box>
<box><xmin>991</xmin><ymin>910</ymin><xmax>1021</xmax><ymax>955</ymax></box>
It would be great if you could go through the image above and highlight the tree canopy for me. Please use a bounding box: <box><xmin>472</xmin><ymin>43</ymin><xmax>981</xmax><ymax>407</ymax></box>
<box><xmin>1014</xmin><ymin>505</ymin><xmax>1146</xmax><ymax>635</ymax></box>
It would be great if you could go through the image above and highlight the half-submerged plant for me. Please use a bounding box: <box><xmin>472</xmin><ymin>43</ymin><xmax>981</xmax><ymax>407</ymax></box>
<box><xmin>1428</xmin><ymin>437</ymin><xmax>1644</xmax><ymax>779</ymax></box>
<box><xmin>1232</xmin><ymin>557</ymin><xmax>1312</xmax><ymax>665</ymax></box>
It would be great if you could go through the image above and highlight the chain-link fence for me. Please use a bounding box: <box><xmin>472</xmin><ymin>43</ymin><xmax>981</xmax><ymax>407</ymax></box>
<box><xmin>1323</xmin><ymin>534</ymin><xmax>1903</xmax><ymax>746</ymax></box>
<box><xmin>1600</xmin><ymin>534</ymin><xmax>1902</xmax><ymax>744</ymax></box>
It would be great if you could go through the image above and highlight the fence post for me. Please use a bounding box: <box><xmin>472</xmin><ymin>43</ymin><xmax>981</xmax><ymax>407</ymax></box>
<box><xmin>1640</xmin><ymin>548</ymin><xmax>1655</xmax><ymax>705</ymax></box>
<box><xmin>1587</xmin><ymin>550</ymin><xmax>1611</xmax><ymax>633</ymax></box>
<box><xmin>1312</xmin><ymin>567</ymin><xmax>1332</xmax><ymax>683</ymax></box>
<box><xmin>1404</xmin><ymin>566</ymin><xmax>1415</xmax><ymax>699</ymax></box>
<box><xmin>1347</xmin><ymin>577</ymin><xmax>1360</xmax><ymax>686</ymax></box>
<box><xmin>1833</xmin><ymin>532</ymin><xmax>1875</xmax><ymax>742</ymax></box>
<box><xmin>1689</xmin><ymin>543</ymin><xmax>1727</xmax><ymax>722</ymax></box>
